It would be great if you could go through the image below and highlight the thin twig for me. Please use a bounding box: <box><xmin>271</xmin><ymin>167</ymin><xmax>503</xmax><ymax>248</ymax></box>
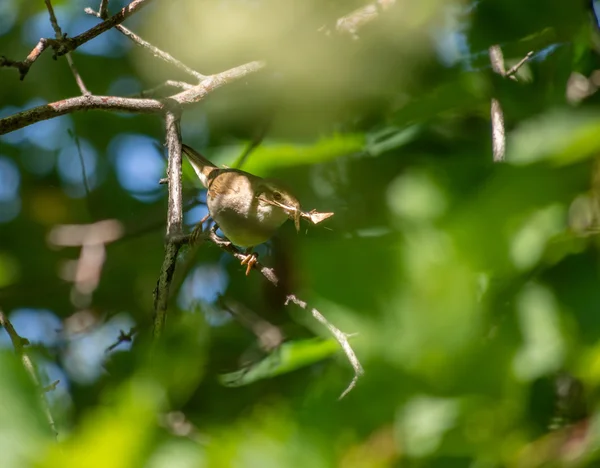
<box><xmin>1</xmin><ymin>0</ymin><xmax>152</xmax><ymax>80</ymax></box>
<box><xmin>65</xmin><ymin>55</ymin><xmax>90</xmax><ymax>95</ymax></box>
<box><xmin>105</xmin><ymin>327</ymin><xmax>136</xmax><ymax>353</ymax></box>
<box><xmin>0</xmin><ymin>309</ymin><xmax>57</xmax><ymax>435</ymax></box>
<box><xmin>0</xmin><ymin>61</ymin><xmax>265</xmax><ymax>135</ymax></box>
<box><xmin>43</xmin><ymin>0</ymin><xmax>62</xmax><ymax>37</ymax></box>
<box><xmin>285</xmin><ymin>295</ymin><xmax>363</xmax><ymax>399</ymax></box>
<box><xmin>99</xmin><ymin>0</ymin><xmax>110</xmax><ymax>19</ymax></box>
<box><xmin>68</xmin><ymin>129</ymin><xmax>91</xmax><ymax>197</ymax></box>
<box><xmin>43</xmin><ymin>0</ymin><xmax>90</xmax><ymax>94</ymax></box>
<box><xmin>153</xmin><ymin>109</ymin><xmax>183</xmax><ymax>338</ymax></box>
<box><xmin>42</xmin><ymin>380</ymin><xmax>60</xmax><ymax>393</ymax></box>
<box><xmin>85</xmin><ymin>8</ymin><xmax>206</xmax><ymax>82</ymax></box>
<box><xmin>137</xmin><ymin>80</ymin><xmax>195</xmax><ymax>98</ymax></box>
<box><xmin>334</xmin><ymin>0</ymin><xmax>396</xmax><ymax>38</ymax></box>
<box><xmin>203</xmin><ymin>225</ymin><xmax>363</xmax><ymax>397</ymax></box>
<box><xmin>506</xmin><ymin>51</ymin><xmax>534</xmax><ymax>78</ymax></box>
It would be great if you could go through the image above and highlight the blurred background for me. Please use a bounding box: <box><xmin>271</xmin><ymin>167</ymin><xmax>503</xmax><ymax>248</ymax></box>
<box><xmin>2</xmin><ymin>0</ymin><xmax>600</xmax><ymax>466</ymax></box>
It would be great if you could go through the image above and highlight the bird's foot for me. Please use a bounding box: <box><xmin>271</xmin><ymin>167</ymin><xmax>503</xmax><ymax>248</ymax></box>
<box><xmin>240</xmin><ymin>250</ymin><xmax>258</xmax><ymax>276</ymax></box>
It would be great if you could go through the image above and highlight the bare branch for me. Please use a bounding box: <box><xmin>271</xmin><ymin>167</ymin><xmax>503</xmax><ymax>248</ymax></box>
<box><xmin>85</xmin><ymin>7</ymin><xmax>206</xmax><ymax>82</ymax></box>
<box><xmin>153</xmin><ymin>109</ymin><xmax>183</xmax><ymax>339</ymax></box>
<box><xmin>0</xmin><ymin>309</ymin><xmax>57</xmax><ymax>435</ymax></box>
<box><xmin>1</xmin><ymin>0</ymin><xmax>152</xmax><ymax>80</ymax></box>
<box><xmin>285</xmin><ymin>295</ymin><xmax>363</xmax><ymax>399</ymax></box>
<box><xmin>43</xmin><ymin>0</ymin><xmax>63</xmax><ymax>38</ymax></box>
<box><xmin>0</xmin><ymin>95</ymin><xmax>162</xmax><ymax>135</ymax></box>
<box><xmin>105</xmin><ymin>328</ymin><xmax>136</xmax><ymax>353</ymax></box>
<box><xmin>65</xmin><ymin>54</ymin><xmax>90</xmax><ymax>95</ymax></box>
<box><xmin>490</xmin><ymin>97</ymin><xmax>505</xmax><ymax>163</ymax></box>
<box><xmin>489</xmin><ymin>45</ymin><xmax>507</xmax><ymax>163</ymax></box>
<box><xmin>0</xmin><ymin>61</ymin><xmax>264</xmax><ymax>135</ymax></box>
<box><xmin>137</xmin><ymin>80</ymin><xmax>195</xmax><ymax>98</ymax></box>
<box><xmin>99</xmin><ymin>0</ymin><xmax>110</xmax><ymax>19</ymax></box>
<box><xmin>335</xmin><ymin>0</ymin><xmax>396</xmax><ymax>37</ymax></box>
<box><xmin>506</xmin><ymin>51</ymin><xmax>534</xmax><ymax>78</ymax></box>
<box><xmin>489</xmin><ymin>44</ymin><xmax>507</xmax><ymax>76</ymax></box>
<box><xmin>169</xmin><ymin>61</ymin><xmax>265</xmax><ymax>104</ymax></box>
<box><xmin>488</xmin><ymin>47</ymin><xmax>534</xmax><ymax>162</ymax></box>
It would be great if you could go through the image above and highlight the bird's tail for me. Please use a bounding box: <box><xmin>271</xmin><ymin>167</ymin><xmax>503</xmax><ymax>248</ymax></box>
<box><xmin>182</xmin><ymin>144</ymin><xmax>217</xmax><ymax>188</ymax></box>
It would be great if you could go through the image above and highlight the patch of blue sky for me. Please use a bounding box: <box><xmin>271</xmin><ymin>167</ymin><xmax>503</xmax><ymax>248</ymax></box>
<box><xmin>185</xmin><ymin>203</ymin><xmax>209</xmax><ymax>227</ymax></box>
<box><xmin>74</xmin><ymin>18</ymin><xmax>131</xmax><ymax>58</ymax></box>
<box><xmin>0</xmin><ymin>157</ymin><xmax>20</xmax><ymax>202</ymax></box>
<box><xmin>62</xmin><ymin>313</ymin><xmax>135</xmax><ymax>384</ymax></box>
<box><xmin>178</xmin><ymin>264</ymin><xmax>231</xmax><ymax>327</ymax></box>
<box><xmin>0</xmin><ymin>157</ymin><xmax>21</xmax><ymax>223</ymax></box>
<box><xmin>19</xmin><ymin>4</ymin><xmax>130</xmax><ymax>58</ymax></box>
<box><xmin>109</xmin><ymin>133</ymin><xmax>165</xmax><ymax>202</ymax></box>
<box><xmin>0</xmin><ymin>309</ymin><xmax>62</xmax><ymax>348</ymax></box>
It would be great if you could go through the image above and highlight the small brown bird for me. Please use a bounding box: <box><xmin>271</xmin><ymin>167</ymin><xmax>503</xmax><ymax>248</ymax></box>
<box><xmin>182</xmin><ymin>144</ymin><xmax>301</xmax><ymax>274</ymax></box>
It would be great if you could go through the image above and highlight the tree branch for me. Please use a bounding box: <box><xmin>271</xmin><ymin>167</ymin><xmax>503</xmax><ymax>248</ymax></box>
<box><xmin>0</xmin><ymin>61</ymin><xmax>265</xmax><ymax>135</ymax></box>
<box><xmin>1</xmin><ymin>0</ymin><xmax>152</xmax><ymax>80</ymax></box>
<box><xmin>153</xmin><ymin>109</ymin><xmax>183</xmax><ymax>339</ymax></box>
<box><xmin>0</xmin><ymin>309</ymin><xmax>57</xmax><ymax>435</ymax></box>
<box><xmin>488</xmin><ymin>46</ymin><xmax>534</xmax><ymax>162</ymax></box>
<box><xmin>99</xmin><ymin>0</ymin><xmax>110</xmax><ymax>19</ymax></box>
<box><xmin>335</xmin><ymin>0</ymin><xmax>396</xmax><ymax>38</ymax></box>
<box><xmin>489</xmin><ymin>45</ymin><xmax>507</xmax><ymax>163</ymax></box>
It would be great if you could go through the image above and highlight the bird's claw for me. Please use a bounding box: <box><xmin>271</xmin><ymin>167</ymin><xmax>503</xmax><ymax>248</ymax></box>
<box><xmin>240</xmin><ymin>252</ymin><xmax>258</xmax><ymax>276</ymax></box>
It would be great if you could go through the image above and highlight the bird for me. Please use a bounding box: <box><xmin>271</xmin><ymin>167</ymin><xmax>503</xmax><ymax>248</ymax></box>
<box><xmin>182</xmin><ymin>144</ymin><xmax>301</xmax><ymax>275</ymax></box>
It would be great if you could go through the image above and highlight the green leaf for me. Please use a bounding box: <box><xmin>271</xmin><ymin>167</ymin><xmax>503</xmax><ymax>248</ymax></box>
<box><xmin>218</xmin><ymin>134</ymin><xmax>365</xmax><ymax>175</ymax></box>
<box><xmin>508</xmin><ymin>110</ymin><xmax>600</xmax><ymax>165</ymax></box>
<box><xmin>219</xmin><ymin>338</ymin><xmax>340</xmax><ymax>387</ymax></box>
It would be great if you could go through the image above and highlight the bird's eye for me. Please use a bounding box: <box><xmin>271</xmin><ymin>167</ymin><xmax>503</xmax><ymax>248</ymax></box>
<box><xmin>273</xmin><ymin>191</ymin><xmax>283</xmax><ymax>201</ymax></box>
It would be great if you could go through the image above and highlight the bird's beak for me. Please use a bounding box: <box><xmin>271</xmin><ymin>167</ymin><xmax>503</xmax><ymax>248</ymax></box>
<box><xmin>279</xmin><ymin>202</ymin><xmax>301</xmax><ymax>232</ymax></box>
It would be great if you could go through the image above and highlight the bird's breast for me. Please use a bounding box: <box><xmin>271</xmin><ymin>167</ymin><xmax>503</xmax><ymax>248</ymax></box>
<box><xmin>207</xmin><ymin>176</ymin><xmax>288</xmax><ymax>247</ymax></box>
